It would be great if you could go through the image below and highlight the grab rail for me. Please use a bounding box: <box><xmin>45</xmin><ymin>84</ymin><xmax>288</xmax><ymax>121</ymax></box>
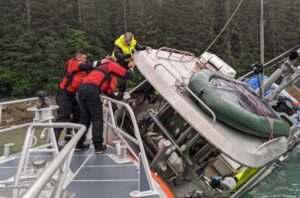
<box><xmin>23</xmin><ymin>123</ymin><xmax>86</xmax><ymax>198</ymax></box>
<box><xmin>101</xmin><ymin>96</ymin><xmax>159</xmax><ymax>197</ymax></box>
<box><xmin>153</xmin><ymin>63</ymin><xmax>217</xmax><ymax>123</ymax></box>
<box><xmin>153</xmin><ymin>63</ymin><xmax>183</xmax><ymax>84</ymax></box>
<box><xmin>0</xmin><ymin>97</ymin><xmax>38</xmax><ymax>125</ymax></box>
<box><xmin>185</xmin><ymin>87</ymin><xmax>217</xmax><ymax>123</ymax></box>
<box><xmin>156</xmin><ymin>47</ymin><xmax>196</xmax><ymax>63</ymax></box>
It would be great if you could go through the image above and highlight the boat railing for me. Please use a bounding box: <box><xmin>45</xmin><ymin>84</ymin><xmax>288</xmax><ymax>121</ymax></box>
<box><xmin>153</xmin><ymin>63</ymin><xmax>217</xmax><ymax>123</ymax></box>
<box><xmin>156</xmin><ymin>47</ymin><xmax>196</xmax><ymax>63</ymax></box>
<box><xmin>101</xmin><ymin>95</ymin><xmax>160</xmax><ymax>198</ymax></box>
<box><xmin>184</xmin><ymin>87</ymin><xmax>217</xmax><ymax>123</ymax></box>
<box><xmin>0</xmin><ymin>98</ymin><xmax>39</xmax><ymax>159</ymax></box>
<box><xmin>153</xmin><ymin>63</ymin><xmax>182</xmax><ymax>83</ymax></box>
<box><xmin>22</xmin><ymin>123</ymin><xmax>86</xmax><ymax>198</ymax></box>
<box><xmin>0</xmin><ymin>97</ymin><xmax>38</xmax><ymax>127</ymax></box>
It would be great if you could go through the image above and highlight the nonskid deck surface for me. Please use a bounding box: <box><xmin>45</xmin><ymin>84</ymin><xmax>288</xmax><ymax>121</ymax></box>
<box><xmin>0</xmin><ymin>146</ymin><xmax>139</xmax><ymax>198</ymax></box>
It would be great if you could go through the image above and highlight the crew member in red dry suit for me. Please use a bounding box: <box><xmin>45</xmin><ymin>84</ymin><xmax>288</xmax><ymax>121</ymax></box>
<box><xmin>77</xmin><ymin>57</ymin><xmax>132</xmax><ymax>153</ymax></box>
<box><xmin>55</xmin><ymin>50</ymin><xmax>98</xmax><ymax>143</ymax></box>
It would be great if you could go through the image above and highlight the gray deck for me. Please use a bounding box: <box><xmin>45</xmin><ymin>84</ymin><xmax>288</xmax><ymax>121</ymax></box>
<box><xmin>67</xmin><ymin>147</ymin><xmax>139</xmax><ymax>198</ymax></box>
<box><xmin>0</xmin><ymin>146</ymin><xmax>140</xmax><ymax>198</ymax></box>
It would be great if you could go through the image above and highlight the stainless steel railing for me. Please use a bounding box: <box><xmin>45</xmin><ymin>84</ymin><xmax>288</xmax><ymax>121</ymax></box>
<box><xmin>156</xmin><ymin>47</ymin><xmax>196</xmax><ymax>63</ymax></box>
<box><xmin>0</xmin><ymin>98</ymin><xmax>38</xmax><ymax>159</ymax></box>
<box><xmin>22</xmin><ymin>123</ymin><xmax>86</xmax><ymax>198</ymax></box>
<box><xmin>153</xmin><ymin>63</ymin><xmax>217</xmax><ymax>123</ymax></box>
<box><xmin>101</xmin><ymin>95</ymin><xmax>159</xmax><ymax>197</ymax></box>
<box><xmin>0</xmin><ymin>97</ymin><xmax>38</xmax><ymax>126</ymax></box>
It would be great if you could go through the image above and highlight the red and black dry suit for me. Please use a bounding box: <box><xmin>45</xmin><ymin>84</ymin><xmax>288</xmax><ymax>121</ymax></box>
<box><xmin>77</xmin><ymin>60</ymin><xmax>130</xmax><ymax>149</ymax></box>
<box><xmin>55</xmin><ymin>58</ymin><xmax>93</xmax><ymax>141</ymax></box>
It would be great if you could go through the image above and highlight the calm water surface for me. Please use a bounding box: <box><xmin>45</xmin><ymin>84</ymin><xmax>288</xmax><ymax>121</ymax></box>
<box><xmin>244</xmin><ymin>147</ymin><xmax>300</xmax><ymax>198</ymax></box>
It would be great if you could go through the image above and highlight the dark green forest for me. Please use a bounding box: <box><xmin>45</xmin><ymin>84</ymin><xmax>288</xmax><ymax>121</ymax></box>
<box><xmin>0</xmin><ymin>0</ymin><xmax>299</xmax><ymax>98</ymax></box>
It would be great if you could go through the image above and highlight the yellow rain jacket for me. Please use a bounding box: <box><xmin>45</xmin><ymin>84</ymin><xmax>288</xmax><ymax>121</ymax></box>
<box><xmin>112</xmin><ymin>34</ymin><xmax>137</xmax><ymax>59</ymax></box>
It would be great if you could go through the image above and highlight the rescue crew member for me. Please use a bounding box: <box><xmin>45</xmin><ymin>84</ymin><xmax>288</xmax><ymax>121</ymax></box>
<box><xmin>77</xmin><ymin>57</ymin><xmax>132</xmax><ymax>153</ymax></box>
<box><xmin>55</xmin><ymin>50</ymin><xmax>96</xmax><ymax>143</ymax></box>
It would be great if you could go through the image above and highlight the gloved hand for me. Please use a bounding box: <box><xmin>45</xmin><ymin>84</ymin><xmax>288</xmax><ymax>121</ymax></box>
<box><xmin>145</xmin><ymin>46</ymin><xmax>152</xmax><ymax>52</ymax></box>
<box><xmin>92</xmin><ymin>60</ymin><xmax>100</xmax><ymax>68</ymax></box>
<box><xmin>122</xmin><ymin>91</ymin><xmax>131</xmax><ymax>100</ymax></box>
<box><xmin>128</xmin><ymin>61</ymin><xmax>136</xmax><ymax>69</ymax></box>
<box><xmin>125</xmin><ymin>54</ymin><xmax>131</xmax><ymax>59</ymax></box>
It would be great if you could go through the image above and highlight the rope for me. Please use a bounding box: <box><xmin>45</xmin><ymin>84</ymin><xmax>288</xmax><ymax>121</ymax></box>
<box><xmin>266</xmin><ymin>117</ymin><xmax>274</xmax><ymax>139</ymax></box>
<box><xmin>204</xmin><ymin>0</ymin><xmax>246</xmax><ymax>53</ymax></box>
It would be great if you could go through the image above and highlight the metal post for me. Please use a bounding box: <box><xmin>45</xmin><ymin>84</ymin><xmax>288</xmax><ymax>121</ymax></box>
<box><xmin>26</xmin><ymin>0</ymin><xmax>31</xmax><ymax>32</ymax></box>
<box><xmin>259</xmin><ymin>0</ymin><xmax>265</xmax><ymax>97</ymax></box>
<box><xmin>3</xmin><ymin>143</ymin><xmax>14</xmax><ymax>158</ymax></box>
<box><xmin>77</xmin><ymin>0</ymin><xmax>82</xmax><ymax>28</ymax></box>
<box><xmin>150</xmin><ymin>140</ymin><xmax>172</xmax><ymax>169</ymax></box>
<box><xmin>23</xmin><ymin>123</ymin><xmax>86</xmax><ymax>198</ymax></box>
<box><xmin>123</xmin><ymin>0</ymin><xmax>127</xmax><ymax>32</ymax></box>
<box><xmin>260</xmin><ymin>0</ymin><xmax>265</xmax><ymax>65</ymax></box>
<box><xmin>0</xmin><ymin>105</ymin><xmax>2</xmax><ymax>126</ymax></box>
<box><xmin>100</xmin><ymin>96</ymin><xmax>158</xmax><ymax>196</ymax></box>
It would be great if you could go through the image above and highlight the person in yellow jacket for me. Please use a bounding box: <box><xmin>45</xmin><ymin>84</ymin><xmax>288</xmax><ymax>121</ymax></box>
<box><xmin>112</xmin><ymin>32</ymin><xmax>147</xmax><ymax>94</ymax></box>
<box><xmin>112</xmin><ymin>32</ymin><xmax>146</xmax><ymax>69</ymax></box>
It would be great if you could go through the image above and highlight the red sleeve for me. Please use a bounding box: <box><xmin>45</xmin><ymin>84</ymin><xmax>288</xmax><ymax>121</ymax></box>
<box><xmin>67</xmin><ymin>59</ymin><xmax>80</xmax><ymax>73</ymax></box>
<box><xmin>108</xmin><ymin>62</ymin><xmax>127</xmax><ymax>77</ymax></box>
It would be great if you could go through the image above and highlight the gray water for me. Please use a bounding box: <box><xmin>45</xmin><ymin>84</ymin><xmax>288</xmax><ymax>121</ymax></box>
<box><xmin>244</xmin><ymin>147</ymin><xmax>300</xmax><ymax>198</ymax></box>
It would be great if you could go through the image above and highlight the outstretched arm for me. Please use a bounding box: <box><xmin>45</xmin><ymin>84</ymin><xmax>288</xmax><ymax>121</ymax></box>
<box><xmin>108</xmin><ymin>62</ymin><xmax>132</xmax><ymax>80</ymax></box>
<box><xmin>135</xmin><ymin>43</ymin><xmax>146</xmax><ymax>51</ymax></box>
<box><xmin>78</xmin><ymin>63</ymin><xmax>93</xmax><ymax>71</ymax></box>
<box><xmin>114</xmin><ymin>46</ymin><xmax>131</xmax><ymax>61</ymax></box>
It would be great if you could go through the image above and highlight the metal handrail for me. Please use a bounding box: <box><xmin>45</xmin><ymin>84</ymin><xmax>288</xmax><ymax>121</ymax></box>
<box><xmin>23</xmin><ymin>123</ymin><xmax>86</xmax><ymax>198</ymax></box>
<box><xmin>153</xmin><ymin>63</ymin><xmax>216</xmax><ymax>123</ymax></box>
<box><xmin>156</xmin><ymin>47</ymin><xmax>195</xmax><ymax>63</ymax></box>
<box><xmin>0</xmin><ymin>123</ymin><xmax>32</xmax><ymax>133</ymax></box>
<box><xmin>0</xmin><ymin>97</ymin><xmax>38</xmax><ymax>106</ymax></box>
<box><xmin>185</xmin><ymin>87</ymin><xmax>217</xmax><ymax>123</ymax></box>
<box><xmin>0</xmin><ymin>97</ymin><xmax>38</xmax><ymax>125</ymax></box>
<box><xmin>101</xmin><ymin>96</ymin><xmax>158</xmax><ymax>196</ymax></box>
<box><xmin>0</xmin><ymin>118</ymin><xmax>55</xmax><ymax>134</ymax></box>
<box><xmin>154</xmin><ymin>63</ymin><xmax>185</xmax><ymax>85</ymax></box>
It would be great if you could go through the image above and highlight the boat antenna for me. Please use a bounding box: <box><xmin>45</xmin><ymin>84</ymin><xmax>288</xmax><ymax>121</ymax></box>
<box><xmin>259</xmin><ymin>0</ymin><xmax>265</xmax><ymax>97</ymax></box>
<box><xmin>260</xmin><ymin>0</ymin><xmax>265</xmax><ymax>65</ymax></box>
<box><xmin>203</xmin><ymin>0</ymin><xmax>246</xmax><ymax>53</ymax></box>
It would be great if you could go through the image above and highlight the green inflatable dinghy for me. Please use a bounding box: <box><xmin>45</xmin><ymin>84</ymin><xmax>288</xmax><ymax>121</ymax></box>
<box><xmin>188</xmin><ymin>69</ymin><xmax>290</xmax><ymax>138</ymax></box>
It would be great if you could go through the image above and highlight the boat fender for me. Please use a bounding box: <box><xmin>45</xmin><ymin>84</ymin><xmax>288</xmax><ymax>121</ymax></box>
<box><xmin>233</xmin><ymin>168</ymin><xmax>258</xmax><ymax>190</ymax></box>
<box><xmin>220</xmin><ymin>177</ymin><xmax>237</xmax><ymax>192</ymax></box>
